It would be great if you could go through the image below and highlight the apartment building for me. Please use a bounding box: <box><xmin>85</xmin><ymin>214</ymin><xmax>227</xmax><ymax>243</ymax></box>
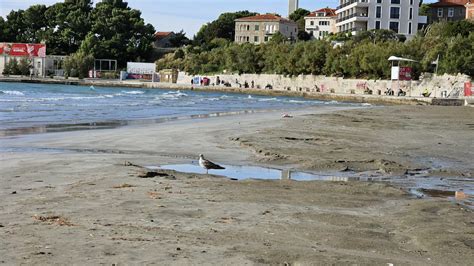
<box><xmin>304</xmin><ymin>8</ymin><xmax>337</xmax><ymax>39</ymax></box>
<box><xmin>336</xmin><ymin>0</ymin><xmax>425</xmax><ymax>39</ymax></box>
<box><xmin>234</xmin><ymin>14</ymin><xmax>298</xmax><ymax>44</ymax></box>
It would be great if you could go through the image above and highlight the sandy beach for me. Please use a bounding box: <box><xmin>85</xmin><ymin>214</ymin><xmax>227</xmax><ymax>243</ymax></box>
<box><xmin>1</xmin><ymin>105</ymin><xmax>473</xmax><ymax>264</ymax></box>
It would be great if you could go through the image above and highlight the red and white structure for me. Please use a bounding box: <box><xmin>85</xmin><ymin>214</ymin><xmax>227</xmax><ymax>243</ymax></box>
<box><xmin>0</xmin><ymin>43</ymin><xmax>47</xmax><ymax>77</ymax></box>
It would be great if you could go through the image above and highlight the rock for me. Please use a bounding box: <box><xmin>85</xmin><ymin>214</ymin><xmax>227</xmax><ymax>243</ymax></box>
<box><xmin>463</xmin><ymin>239</ymin><xmax>474</xmax><ymax>249</ymax></box>
<box><xmin>139</xmin><ymin>171</ymin><xmax>172</xmax><ymax>178</ymax></box>
<box><xmin>11</xmin><ymin>191</ymin><xmax>17</xmax><ymax>195</ymax></box>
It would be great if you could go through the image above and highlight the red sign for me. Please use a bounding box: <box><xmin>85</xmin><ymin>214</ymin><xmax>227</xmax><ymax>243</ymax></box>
<box><xmin>0</xmin><ymin>43</ymin><xmax>46</xmax><ymax>58</ymax></box>
<box><xmin>465</xmin><ymin>82</ymin><xmax>472</xmax><ymax>97</ymax></box>
<box><xmin>399</xmin><ymin>67</ymin><xmax>412</xmax><ymax>81</ymax></box>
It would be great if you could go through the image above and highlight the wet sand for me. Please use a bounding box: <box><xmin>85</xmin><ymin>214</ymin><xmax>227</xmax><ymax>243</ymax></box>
<box><xmin>0</xmin><ymin>105</ymin><xmax>473</xmax><ymax>264</ymax></box>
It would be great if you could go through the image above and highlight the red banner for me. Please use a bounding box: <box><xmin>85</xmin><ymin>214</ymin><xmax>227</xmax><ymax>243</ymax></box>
<box><xmin>399</xmin><ymin>67</ymin><xmax>412</xmax><ymax>81</ymax></box>
<box><xmin>0</xmin><ymin>43</ymin><xmax>46</xmax><ymax>58</ymax></box>
<box><xmin>465</xmin><ymin>82</ymin><xmax>472</xmax><ymax>97</ymax></box>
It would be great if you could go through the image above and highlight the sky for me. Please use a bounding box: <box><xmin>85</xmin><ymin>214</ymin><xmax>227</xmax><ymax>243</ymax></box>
<box><xmin>1</xmin><ymin>0</ymin><xmax>437</xmax><ymax>37</ymax></box>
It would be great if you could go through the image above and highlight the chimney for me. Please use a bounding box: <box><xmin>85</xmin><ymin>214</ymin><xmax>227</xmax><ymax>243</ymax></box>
<box><xmin>289</xmin><ymin>0</ymin><xmax>299</xmax><ymax>17</ymax></box>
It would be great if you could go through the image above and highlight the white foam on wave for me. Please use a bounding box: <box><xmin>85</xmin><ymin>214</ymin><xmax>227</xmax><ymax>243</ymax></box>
<box><xmin>164</xmin><ymin>90</ymin><xmax>188</xmax><ymax>97</ymax></box>
<box><xmin>361</xmin><ymin>103</ymin><xmax>372</xmax><ymax>106</ymax></box>
<box><xmin>288</xmin><ymin>100</ymin><xmax>307</xmax><ymax>103</ymax></box>
<box><xmin>325</xmin><ymin>100</ymin><xmax>339</xmax><ymax>105</ymax></box>
<box><xmin>207</xmin><ymin>97</ymin><xmax>220</xmax><ymax>101</ymax></box>
<box><xmin>258</xmin><ymin>98</ymin><xmax>279</xmax><ymax>102</ymax></box>
<box><xmin>157</xmin><ymin>90</ymin><xmax>188</xmax><ymax>100</ymax></box>
<box><xmin>122</xmin><ymin>90</ymin><xmax>145</xmax><ymax>95</ymax></box>
<box><xmin>0</xmin><ymin>90</ymin><xmax>25</xmax><ymax>96</ymax></box>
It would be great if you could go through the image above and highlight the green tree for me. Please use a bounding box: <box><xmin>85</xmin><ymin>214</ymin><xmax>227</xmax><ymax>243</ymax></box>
<box><xmin>64</xmin><ymin>51</ymin><xmax>94</xmax><ymax>78</ymax></box>
<box><xmin>0</xmin><ymin>17</ymin><xmax>6</xmax><ymax>42</ymax></box>
<box><xmin>193</xmin><ymin>11</ymin><xmax>258</xmax><ymax>47</ymax></box>
<box><xmin>289</xmin><ymin>8</ymin><xmax>310</xmax><ymax>41</ymax></box>
<box><xmin>167</xmin><ymin>30</ymin><xmax>190</xmax><ymax>47</ymax></box>
<box><xmin>3</xmin><ymin>59</ymin><xmax>20</xmax><ymax>75</ymax></box>
<box><xmin>18</xmin><ymin>58</ymin><xmax>32</xmax><ymax>76</ymax></box>
<box><xmin>419</xmin><ymin>4</ymin><xmax>430</xmax><ymax>16</ymax></box>
<box><xmin>79</xmin><ymin>0</ymin><xmax>155</xmax><ymax>66</ymax></box>
<box><xmin>43</xmin><ymin>0</ymin><xmax>93</xmax><ymax>55</ymax></box>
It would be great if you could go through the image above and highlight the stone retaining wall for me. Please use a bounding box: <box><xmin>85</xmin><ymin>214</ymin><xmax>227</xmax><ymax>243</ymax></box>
<box><xmin>177</xmin><ymin>73</ymin><xmax>471</xmax><ymax>99</ymax></box>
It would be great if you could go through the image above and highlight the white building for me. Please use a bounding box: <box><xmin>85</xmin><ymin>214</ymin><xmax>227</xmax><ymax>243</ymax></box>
<box><xmin>304</xmin><ymin>8</ymin><xmax>337</xmax><ymax>39</ymax></box>
<box><xmin>336</xmin><ymin>0</ymin><xmax>425</xmax><ymax>39</ymax></box>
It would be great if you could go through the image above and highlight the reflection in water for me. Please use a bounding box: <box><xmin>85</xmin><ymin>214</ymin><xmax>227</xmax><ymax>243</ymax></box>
<box><xmin>155</xmin><ymin>164</ymin><xmax>390</xmax><ymax>182</ymax></box>
<box><xmin>0</xmin><ymin>109</ymin><xmax>262</xmax><ymax>137</ymax></box>
<box><xmin>154</xmin><ymin>164</ymin><xmax>473</xmax><ymax>207</ymax></box>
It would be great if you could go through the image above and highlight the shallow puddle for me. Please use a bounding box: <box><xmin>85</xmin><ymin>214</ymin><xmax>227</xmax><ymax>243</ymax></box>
<box><xmin>151</xmin><ymin>164</ymin><xmax>389</xmax><ymax>182</ymax></box>
<box><xmin>151</xmin><ymin>163</ymin><xmax>473</xmax><ymax>208</ymax></box>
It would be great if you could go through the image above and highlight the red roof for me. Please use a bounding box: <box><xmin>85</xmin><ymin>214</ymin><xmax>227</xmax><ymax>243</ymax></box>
<box><xmin>306</xmin><ymin>8</ymin><xmax>337</xmax><ymax>17</ymax></box>
<box><xmin>154</xmin><ymin>31</ymin><xmax>173</xmax><ymax>40</ymax></box>
<box><xmin>430</xmin><ymin>0</ymin><xmax>469</xmax><ymax>7</ymax></box>
<box><xmin>235</xmin><ymin>14</ymin><xmax>295</xmax><ymax>23</ymax></box>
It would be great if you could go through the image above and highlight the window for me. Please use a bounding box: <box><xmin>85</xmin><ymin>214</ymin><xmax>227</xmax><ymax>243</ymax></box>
<box><xmin>409</xmin><ymin>8</ymin><xmax>413</xmax><ymax>20</ymax></box>
<box><xmin>377</xmin><ymin>0</ymin><xmax>382</xmax><ymax>3</ymax></box>
<box><xmin>448</xmin><ymin>8</ymin><xmax>454</xmax><ymax>18</ymax></box>
<box><xmin>310</xmin><ymin>21</ymin><xmax>314</xmax><ymax>26</ymax></box>
<box><xmin>254</xmin><ymin>36</ymin><xmax>259</xmax><ymax>42</ymax></box>
<box><xmin>408</xmin><ymin>22</ymin><xmax>412</xmax><ymax>35</ymax></box>
<box><xmin>264</xmin><ymin>36</ymin><xmax>269</xmax><ymax>42</ymax></box>
<box><xmin>410</xmin><ymin>0</ymin><xmax>414</xmax><ymax>5</ymax></box>
<box><xmin>375</xmin><ymin>21</ymin><xmax>381</xmax><ymax>29</ymax></box>
<box><xmin>255</xmin><ymin>25</ymin><xmax>259</xmax><ymax>31</ymax></box>
<box><xmin>391</xmin><ymin>0</ymin><xmax>400</xmax><ymax>4</ymax></box>
<box><xmin>376</xmin><ymin>6</ymin><xmax>382</xmax><ymax>18</ymax></box>
<box><xmin>438</xmin><ymin>8</ymin><xmax>443</xmax><ymax>18</ymax></box>
<box><xmin>390</xmin><ymin>7</ymin><xmax>400</xmax><ymax>19</ymax></box>
<box><xmin>389</xmin><ymin>22</ymin><xmax>399</xmax><ymax>33</ymax></box>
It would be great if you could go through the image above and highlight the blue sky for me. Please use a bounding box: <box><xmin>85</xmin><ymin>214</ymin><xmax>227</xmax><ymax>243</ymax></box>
<box><xmin>1</xmin><ymin>0</ymin><xmax>436</xmax><ymax>37</ymax></box>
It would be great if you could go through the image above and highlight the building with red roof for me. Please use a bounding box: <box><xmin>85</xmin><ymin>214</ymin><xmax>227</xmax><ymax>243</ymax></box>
<box><xmin>304</xmin><ymin>8</ymin><xmax>337</xmax><ymax>39</ymax></box>
<box><xmin>428</xmin><ymin>0</ymin><xmax>470</xmax><ymax>23</ymax></box>
<box><xmin>153</xmin><ymin>31</ymin><xmax>176</xmax><ymax>48</ymax></box>
<box><xmin>234</xmin><ymin>14</ymin><xmax>298</xmax><ymax>44</ymax></box>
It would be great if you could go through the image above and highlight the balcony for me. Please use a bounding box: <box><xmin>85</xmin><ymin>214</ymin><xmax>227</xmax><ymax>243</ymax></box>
<box><xmin>305</xmin><ymin>26</ymin><xmax>319</xmax><ymax>30</ymax></box>
<box><xmin>336</xmin><ymin>0</ymin><xmax>369</xmax><ymax>14</ymax></box>
<box><xmin>336</xmin><ymin>12</ymin><xmax>369</xmax><ymax>24</ymax></box>
<box><xmin>340</xmin><ymin>27</ymin><xmax>366</xmax><ymax>33</ymax></box>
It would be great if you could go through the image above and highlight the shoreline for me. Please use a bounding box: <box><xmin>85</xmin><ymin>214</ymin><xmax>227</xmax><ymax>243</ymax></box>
<box><xmin>0</xmin><ymin>76</ymin><xmax>442</xmax><ymax>106</ymax></box>
<box><xmin>1</xmin><ymin>92</ymin><xmax>473</xmax><ymax>264</ymax></box>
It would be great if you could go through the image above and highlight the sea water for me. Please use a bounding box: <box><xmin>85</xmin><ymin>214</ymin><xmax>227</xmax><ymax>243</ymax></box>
<box><xmin>0</xmin><ymin>82</ymin><xmax>354</xmax><ymax>136</ymax></box>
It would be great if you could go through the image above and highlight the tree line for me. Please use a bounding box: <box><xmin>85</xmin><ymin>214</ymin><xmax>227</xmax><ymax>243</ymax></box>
<box><xmin>0</xmin><ymin>0</ymin><xmax>155</xmax><ymax>77</ymax></box>
<box><xmin>157</xmin><ymin>20</ymin><xmax>474</xmax><ymax>79</ymax></box>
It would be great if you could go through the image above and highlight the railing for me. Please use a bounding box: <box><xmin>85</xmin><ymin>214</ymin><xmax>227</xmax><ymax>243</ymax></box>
<box><xmin>337</xmin><ymin>0</ymin><xmax>369</xmax><ymax>10</ymax></box>
<box><xmin>447</xmin><ymin>87</ymin><xmax>464</xmax><ymax>98</ymax></box>
<box><xmin>340</xmin><ymin>27</ymin><xmax>366</xmax><ymax>33</ymax></box>
<box><xmin>336</xmin><ymin>13</ymin><xmax>369</xmax><ymax>23</ymax></box>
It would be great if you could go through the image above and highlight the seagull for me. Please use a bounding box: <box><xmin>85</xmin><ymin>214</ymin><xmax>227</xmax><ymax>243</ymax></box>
<box><xmin>199</xmin><ymin>154</ymin><xmax>225</xmax><ymax>174</ymax></box>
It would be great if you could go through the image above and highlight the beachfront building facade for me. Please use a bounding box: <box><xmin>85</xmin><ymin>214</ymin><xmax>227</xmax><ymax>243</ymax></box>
<box><xmin>335</xmin><ymin>0</ymin><xmax>425</xmax><ymax>39</ymax></box>
<box><xmin>304</xmin><ymin>8</ymin><xmax>337</xmax><ymax>39</ymax></box>
<box><xmin>428</xmin><ymin>0</ymin><xmax>469</xmax><ymax>23</ymax></box>
<box><xmin>234</xmin><ymin>14</ymin><xmax>298</xmax><ymax>44</ymax></box>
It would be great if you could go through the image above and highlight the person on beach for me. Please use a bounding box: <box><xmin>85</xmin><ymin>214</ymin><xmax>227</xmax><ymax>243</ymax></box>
<box><xmin>422</xmin><ymin>88</ymin><xmax>431</xmax><ymax>97</ymax></box>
